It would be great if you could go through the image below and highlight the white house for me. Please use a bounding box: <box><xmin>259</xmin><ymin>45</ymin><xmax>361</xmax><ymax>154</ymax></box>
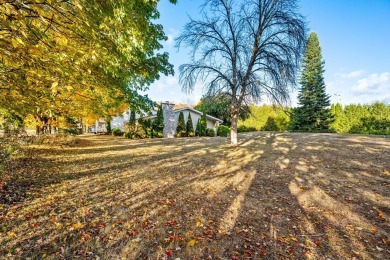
<box><xmin>148</xmin><ymin>103</ymin><xmax>223</xmax><ymax>137</ymax></box>
<box><xmin>91</xmin><ymin>102</ymin><xmax>223</xmax><ymax>137</ymax></box>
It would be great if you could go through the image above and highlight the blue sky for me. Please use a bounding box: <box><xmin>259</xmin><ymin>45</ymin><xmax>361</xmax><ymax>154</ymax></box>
<box><xmin>145</xmin><ymin>0</ymin><xmax>390</xmax><ymax>106</ymax></box>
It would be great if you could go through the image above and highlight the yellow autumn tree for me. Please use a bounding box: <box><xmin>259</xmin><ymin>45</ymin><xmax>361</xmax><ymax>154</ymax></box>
<box><xmin>0</xmin><ymin>0</ymin><xmax>176</xmax><ymax>133</ymax></box>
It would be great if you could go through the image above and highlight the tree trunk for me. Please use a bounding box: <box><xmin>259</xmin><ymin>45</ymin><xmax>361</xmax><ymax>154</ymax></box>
<box><xmin>106</xmin><ymin>120</ymin><xmax>111</xmax><ymax>134</ymax></box>
<box><xmin>230</xmin><ymin>106</ymin><xmax>239</xmax><ymax>145</ymax></box>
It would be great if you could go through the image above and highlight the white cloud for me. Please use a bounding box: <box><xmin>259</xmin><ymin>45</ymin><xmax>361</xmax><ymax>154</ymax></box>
<box><xmin>165</xmin><ymin>28</ymin><xmax>180</xmax><ymax>47</ymax></box>
<box><xmin>353</xmin><ymin>72</ymin><xmax>390</xmax><ymax>94</ymax></box>
<box><xmin>336</xmin><ymin>69</ymin><xmax>365</xmax><ymax>79</ymax></box>
<box><xmin>152</xmin><ymin>75</ymin><xmax>178</xmax><ymax>93</ymax></box>
<box><xmin>380</xmin><ymin>97</ymin><xmax>390</xmax><ymax>104</ymax></box>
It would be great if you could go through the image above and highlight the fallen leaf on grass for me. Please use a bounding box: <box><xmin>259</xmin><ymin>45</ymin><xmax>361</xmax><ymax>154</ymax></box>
<box><xmin>165</xmin><ymin>220</ymin><xmax>177</xmax><ymax>226</ymax></box>
<box><xmin>31</xmin><ymin>222</ymin><xmax>40</xmax><ymax>228</ymax></box>
<box><xmin>369</xmin><ymin>225</ymin><xmax>377</xmax><ymax>232</ymax></box>
<box><xmin>377</xmin><ymin>211</ymin><xmax>385</xmax><ymax>219</ymax></box>
<box><xmin>245</xmin><ymin>249</ymin><xmax>253</xmax><ymax>256</ymax></box>
<box><xmin>55</xmin><ymin>223</ymin><xmax>63</xmax><ymax>230</ymax></box>
<box><xmin>376</xmin><ymin>246</ymin><xmax>384</xmax><ymax>251</ymax></box>
<box><xmin>187</xmin><ymin>239</ymin><xmax>196</xmax><ymax>247</ymax></box>
<box><xmin>231</xmin><ymin>254</ymin><xmax>239</xmax><ymax>260</ymax></box>
<box><xmin>344</xmin><ymin>197</ymin><xmax>353</xmax><ymax>202</ymax></box>
<box><xmin>72</xmin><ymin>222</ymin><xmax>85</xmax><ymax>230</ymax></box>
<box><xmin>7</xmin><ymin>231</ymin><xmax>17</xmax><ymax>238</ymax></box>
<box><xmin>166</xmin><ymin>249</ymin><xmax>173</xmax><ymax>257</ymax></box>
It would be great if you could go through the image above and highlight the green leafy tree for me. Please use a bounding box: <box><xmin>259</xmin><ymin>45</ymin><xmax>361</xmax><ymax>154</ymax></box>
<box><xmin>291</xmin><ymin>32</ymin><xmax>333</xmax><ymax>132</ymax></box>
<box><xmin>186</xmin><ymin>113</ymin><xmax>195</xmax><ymax>137</ymax></box>
<box><xmin>238</xmin><ymin>104</ymin><xmax>290</xmax><ymax>131</ymax></box>
<box><xmin>152</xmin><ymin>105</ymin><xmax>164</xmax><ymax>137</ymax></box>
<box><xmin>261</xmin><ymin>117</ymin><xmax>278</xmax><ymax>131</ymax></box>
<box><xmin>176</xmin><ymin>112</ymin><xmax>186</xmax><ymax>137</ymax></box>
<box><xmin>331</xmin><ymin>102</ymin><xmax>390</xmax><ymax>135</ymax></box>
<box><xmin>194</xmin><ymin>94</ymin><xmax>249</xmax><ymax>127</ymax></box>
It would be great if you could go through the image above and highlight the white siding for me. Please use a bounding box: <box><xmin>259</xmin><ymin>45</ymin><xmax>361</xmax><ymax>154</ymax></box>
<box><xmin>173</xmin><ymin>110</ymin><xmax>216</xmax><ymax>134</ymax></box>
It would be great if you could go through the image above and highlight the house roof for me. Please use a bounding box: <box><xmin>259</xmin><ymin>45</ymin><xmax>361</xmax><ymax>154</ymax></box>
<box><xmin>177</xmin><ymin>107</ymin><xmax>223</xmax><ymax>123</ymax></box>
<box><xmin>148</xmin><ymin>107</ymin><xmax>223</xmax><ymax>123</ymax></box>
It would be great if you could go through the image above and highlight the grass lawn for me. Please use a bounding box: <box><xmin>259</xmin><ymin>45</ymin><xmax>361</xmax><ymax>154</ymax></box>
<box><xmin>0</xmin><ymin>132</ymin><xmax>389</xmax><ymax>259</ymax></box>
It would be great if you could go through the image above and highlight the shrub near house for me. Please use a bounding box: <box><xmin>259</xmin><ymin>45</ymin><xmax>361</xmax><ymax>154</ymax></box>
<box><xmin>206</xmin><ymin>128</ymin><xmax>215</xmax><ymax>137</ymax></box>
<box><xmin>186</xmin><ymin>113</ymin><xmax>195</xmax><ymax>137</ymax></box>
<box><xmin>217</xmin><ymin>125</ymin><xmax>230</xmax><ymax>137</ymax></box>
<box><xmin>176</xmin><ymin>112</ymin><xmax>186</xmax><ymax>137</ymax></box>
<box><xmin>111</xmin><ymin>128</ymin><xmax>122</xmax><ymax>136</ymax></box>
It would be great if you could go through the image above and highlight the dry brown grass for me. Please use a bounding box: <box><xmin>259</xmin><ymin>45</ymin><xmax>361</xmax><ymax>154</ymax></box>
<box><xmin>0</xmin><ymin>132</ymin><xmax>389</xmax><ymax>259</ymax></box>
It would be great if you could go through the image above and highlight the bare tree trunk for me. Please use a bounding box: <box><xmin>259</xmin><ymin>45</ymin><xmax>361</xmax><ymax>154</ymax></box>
<box><xmin>230</xmin><ymin>102</ymin><xmax>239</xmax><ymax>145</ymax></box>
<box><xmin>230</xmin><ymin>115</ymin><xmax>238</xmax><ymax>145</ymax></box>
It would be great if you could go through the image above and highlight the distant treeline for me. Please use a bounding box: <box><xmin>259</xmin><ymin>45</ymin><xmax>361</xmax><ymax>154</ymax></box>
<box><xmin>237</xmin><ymin>102</ymin><xmax>390</xmax><ymax>135</ymax></box>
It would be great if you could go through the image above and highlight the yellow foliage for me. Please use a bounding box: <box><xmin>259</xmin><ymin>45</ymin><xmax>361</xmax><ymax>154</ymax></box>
<box><xmin>72</xmin><ymin>222</ymin><xmax>85</xmax><ymax>230</ymax></box>
<box><xmin>187</xmin><ymin>239</ymin><xmax>196</xmax><ymax>247</ymax></box>
<box><xmin>24</xmin><ymin>115</ymin><xmax>39</xmax><ymax>129</ymax></box>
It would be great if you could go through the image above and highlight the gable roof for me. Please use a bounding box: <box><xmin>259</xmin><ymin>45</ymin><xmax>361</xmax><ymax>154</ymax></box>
<box><xmin>148</xmin><ymin>107</ymin><xmax>223</xmax><ymax>123</ymax></box>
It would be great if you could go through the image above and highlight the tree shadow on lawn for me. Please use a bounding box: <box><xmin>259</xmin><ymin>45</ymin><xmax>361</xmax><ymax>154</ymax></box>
<box><xmin>223</xmin><ymin>132</ymin><xmax>390</xmax><ymax>259</ymax></box>
<box><xmin>1</xmin><ymin>135</ymin><xmax>237</xmax><ymax>258</ymax></box>
<box><xmin>0</xmin><ymin>136</ymin><xmax>222</xmax><ymax>205</ymax></box>
<box><xmin>0</xmin><ymin>133</ymin><xmax>389</xmax><ymax>259</ymax></box>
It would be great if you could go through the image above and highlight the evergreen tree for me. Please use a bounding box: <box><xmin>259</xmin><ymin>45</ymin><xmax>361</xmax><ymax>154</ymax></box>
<box><xmin>291</xmin><ymin>32</ymin><xmax>333</xmax><ymax>132</ymax></box>
<box><xmin>176</xmin><ymin>112</ymin><xmax>186</xmax><ymax>137</ymax></box>
<box><xmin>152</xmin><ymin>105</ymin><xmax>164</xmax><ymax>137</ymax></box>
<box><xmin>195</xmin><ymin>118</ymin><xmax>201</xmax><ymax>136</ymax></box>
<box><xmin>186</xmin><ymin>113</ymin><xmax>195</xmax><ymax>137</ymax></box>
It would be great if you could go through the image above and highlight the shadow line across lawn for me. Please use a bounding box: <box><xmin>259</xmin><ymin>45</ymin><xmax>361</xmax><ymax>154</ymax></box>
<box><xmin>0</xmin><ymin>132</ymin><xmax>389</xmax><ymax>259</ymax></box>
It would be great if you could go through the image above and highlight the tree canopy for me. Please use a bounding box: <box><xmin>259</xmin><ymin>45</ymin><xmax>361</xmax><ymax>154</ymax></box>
<box><xmin>0</xmin><ymin>0</ymin><xmax>176</xmax><ymax>131</ymax></box>
<box><xmin>194</xmin><ymin>94</ymin><xmax>249</xmax><ymax>127</ymax></box>
<box><xmin>331</xmin><ymin>102</ymin><xmax>390</xmax><ymax>135</ymax></box>
<box><xmin>176</xmin><ymin>0</ymin><xmax>306</xmax><ymax>144</ymax></box>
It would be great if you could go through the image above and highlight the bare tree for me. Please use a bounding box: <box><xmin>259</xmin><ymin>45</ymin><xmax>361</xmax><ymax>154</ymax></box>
<box><xmin>176</xmin><ymin>0</ymin><xmax>306</xmax><ymax>145</ymax></box>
